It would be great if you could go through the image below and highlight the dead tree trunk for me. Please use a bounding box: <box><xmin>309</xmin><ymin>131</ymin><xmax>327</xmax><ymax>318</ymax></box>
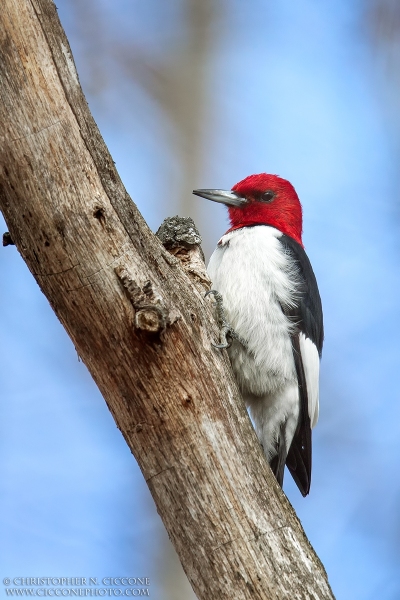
<box><xmin>0</xmin><ymin>1</ymin><xmax>335</xmax><ymax>598</ymax></box>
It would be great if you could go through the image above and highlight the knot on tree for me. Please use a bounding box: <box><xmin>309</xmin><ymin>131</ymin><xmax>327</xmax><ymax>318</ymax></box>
<box><xmin>115</xmin><ymin>266</ymin><xmax>168</xmax><ymax>334</ymax></box>
<box><xmin>134</xmin><ymin>305</ymin><xmax>166</xmax><ymax>333</ymax></box>
<box><xmin>156</xmin><ymin>216</ymin><xmax>211</xmax><ymax>292</ymax></box>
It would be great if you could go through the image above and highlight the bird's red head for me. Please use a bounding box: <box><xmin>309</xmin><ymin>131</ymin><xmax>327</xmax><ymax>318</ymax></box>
<box><xmin>193</xmin><ymin>173</ymin><xmax>303</xmax><ymax>246</ymax></box>
<box><xmin>229</xmin><ymin>173</ymin><xmax>303</xmax><ymax>246</ymax></box>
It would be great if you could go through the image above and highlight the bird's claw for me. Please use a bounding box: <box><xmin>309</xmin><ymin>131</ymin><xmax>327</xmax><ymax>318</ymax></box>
<box><xmin>205</xmin><ymin>289</ymin><xmax>247</xmax><ymax>349</ymax></box>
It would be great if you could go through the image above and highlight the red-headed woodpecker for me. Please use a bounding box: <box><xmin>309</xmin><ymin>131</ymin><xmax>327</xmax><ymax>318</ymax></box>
<box><xmin>193</xmin><ymin>173</ymin><xmax>323</xmax><ymax>496</ymax></box>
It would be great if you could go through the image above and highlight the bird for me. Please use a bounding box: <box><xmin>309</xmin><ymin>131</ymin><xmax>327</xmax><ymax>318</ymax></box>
<box><xmin>193</xmin><ymin>173</ymin><xmax>323</xmax><ymax>496</ymax></box>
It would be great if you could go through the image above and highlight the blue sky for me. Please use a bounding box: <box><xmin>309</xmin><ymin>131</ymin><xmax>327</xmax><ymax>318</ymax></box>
<box><xmin>1</xmin><ymin>1</ymin><xmax>400</xmax><ymax>599</ymax></box>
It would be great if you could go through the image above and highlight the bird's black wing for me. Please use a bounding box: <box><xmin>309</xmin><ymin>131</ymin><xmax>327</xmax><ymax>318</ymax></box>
<box><xmin>278</xmin><ymin>234</ymin><xmax>324</xmax><ymax>496</ymax></box>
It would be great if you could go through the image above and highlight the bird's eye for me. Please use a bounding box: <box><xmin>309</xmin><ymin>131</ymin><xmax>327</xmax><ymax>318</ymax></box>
<box><xmin>260</xmin><ymin>190</ymin><xmax>275</xmax><ymax>203</ymax></box>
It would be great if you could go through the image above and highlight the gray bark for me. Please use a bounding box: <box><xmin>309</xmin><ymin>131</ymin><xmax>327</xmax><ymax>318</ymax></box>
<box><xmin>0</xmin><ymin>1</ymin><xmax>335</xmax><ymax>598</ymax></box>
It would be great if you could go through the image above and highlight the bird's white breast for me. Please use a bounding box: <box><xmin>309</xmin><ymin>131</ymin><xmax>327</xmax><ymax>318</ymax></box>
<box><xmin>207</xmin><ymin>226</ymin><xmax>299</xmax><ymax>398</ymax></box>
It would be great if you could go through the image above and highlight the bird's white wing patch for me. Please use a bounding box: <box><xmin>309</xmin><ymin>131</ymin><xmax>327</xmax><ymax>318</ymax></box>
<box><xmin>299</xmin><ymin>333</ymin><xmax>320</xmax><ymax>428</ymax></box>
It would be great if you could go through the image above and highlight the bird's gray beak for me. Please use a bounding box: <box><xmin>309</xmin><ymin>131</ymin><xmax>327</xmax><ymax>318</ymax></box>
<box><xmin>192</xmin><ymin>189</ymin><xmax>247</xmax><ymax>207</ymax></box>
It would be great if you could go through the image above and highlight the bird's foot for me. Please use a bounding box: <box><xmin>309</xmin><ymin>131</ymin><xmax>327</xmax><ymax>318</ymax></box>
<box><xmin>205</xmin><ymin>289</ymin><xmax>247</xmax><ymax>349</ymax></box>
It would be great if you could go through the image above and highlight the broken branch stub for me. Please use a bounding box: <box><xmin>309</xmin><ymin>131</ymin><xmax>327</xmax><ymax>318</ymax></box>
<box><xmin>156</xmin><ymin>216</ymin><xmax>211</xmax><ymax>293</ymax></box>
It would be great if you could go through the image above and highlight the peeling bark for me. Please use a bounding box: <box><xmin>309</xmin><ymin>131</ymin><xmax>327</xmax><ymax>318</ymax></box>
<box><xmin>0</xmin><ymin>2</ymin><xmax>335</xmax><ymax>599</ymax></box>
